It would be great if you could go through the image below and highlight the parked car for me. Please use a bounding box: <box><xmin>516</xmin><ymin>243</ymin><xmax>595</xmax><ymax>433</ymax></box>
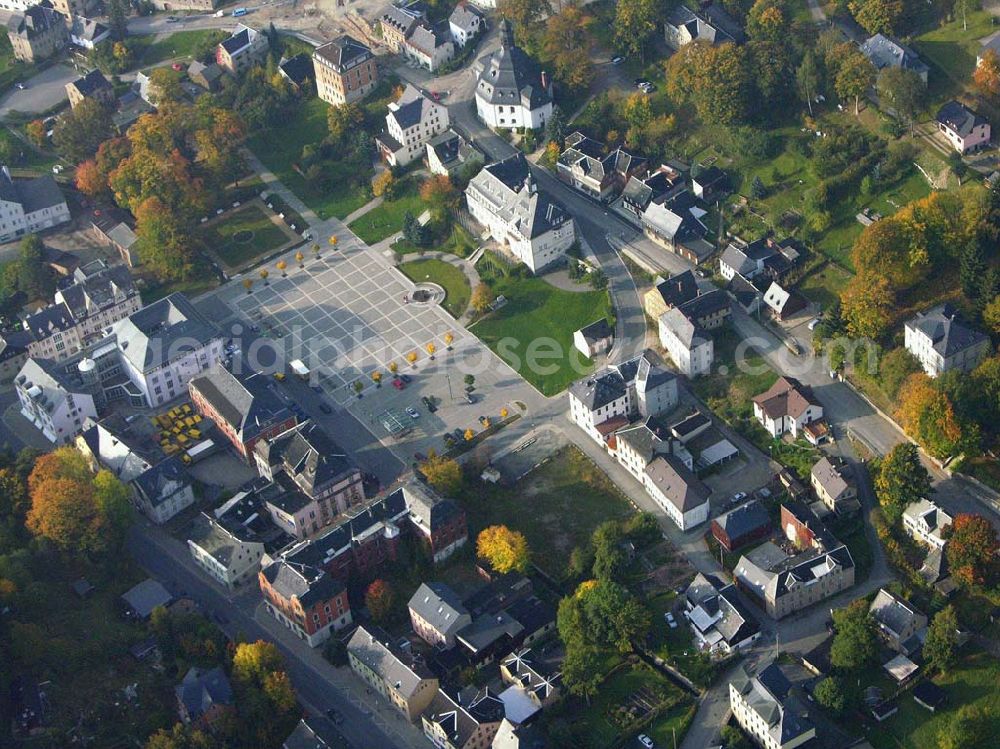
<box><xmin>807</xmin><ymin>318</ymin><xmax>821</xmax><ymax>331</ymax></box>
<box><xmin>318</xmin><ymin>403</ymin><xmax>332</xmax><ymax>415</ymax></box>
<box><xmin>325</xmin><ymin>709</ymin><xmax>344</xmax><ymax>724</ymax></box>
<box><xmin>465</xmin><ymin>392</ymin><xmax>475</xmax><ymax>404</ymax></box>
<box><xmin>392</xmin><ymin>378</ymin><xmax>405</xmax><ymax>390</ymax></box>
<box><xmin>414</xmin><ymin>452</ymin><xmax>427</xmax><ymax>462</ymax></box>
<box><xmin>311</xmin><ymin>385</ymin><xmax>323</xmax><ymax>394</ymax></box>
<box><xmin>611</xmin><ymin>55</ymin><xmax>624</xmax><ymax>65</ymax></box>
<box><xmin>422</xmin><ymin>396</ymin><xmax>437</xmax><ymax>413</ymax></box>
<box><xmin>406</xmin><ymin>406</ymin><xmax>420</xmax><ymax>419</ymax></box>
<box><xmin>731</xmin><ymin>491</ymin><xmax>747</xmax><ymax>505</ymax></box>
<box><xmin>637</xmin><ymin>735</ymin><xmax>655</xmax><ymax>749</ymax></box>
<box><xmin>399</xmin><ymin>374</ymin><xmax>412</xmax><ymax>384</ymax></box>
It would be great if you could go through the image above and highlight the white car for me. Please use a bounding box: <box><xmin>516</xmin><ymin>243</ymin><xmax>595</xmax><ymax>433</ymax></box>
<box><xmin>731</xmin><ymin>491</ymin><xmax>747</xmax><ymax>505</ymax></box>
<box><xmin>638</xmin><ymin>735</ymin><xmax>655</xmax><ymax>749</ymax></box>
<box><xmin>807</xmin><ymin>318</ymin><xmax>821</xmax><ymax>331</ymax></box>
<box><xmin>406</xmin><ymin>406</ymin><xmax>420</xmax><ymax>419</ymax></box>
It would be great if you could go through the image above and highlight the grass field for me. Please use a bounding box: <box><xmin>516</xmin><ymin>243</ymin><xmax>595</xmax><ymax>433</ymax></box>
<box><xmin>202</xmin><ymin>204</ymin><xmax>291</xmax><ymax>268</ymax></box>
<box><xmin>913</xmin><ymin>10</ymin><xmax>997</xmax><ymax>98</ymax></box>
<box><xmin>248</xmin><ymin>97</ymin><xmax>372</xmax><ymax>220</ymax></box>
<box><xmin>142</xmin><ymin>261</ymin><xmax>220</xmax><ymax>302</ymax></box>
<box><xmin>868</xmin><ymin>650</ymin><xmax>1000</xmax><ymax>749</ymax></box>
<box><xmin>348</xmin><ymin>179</ymin><xmax>426</xmax><ymax>244</ymax></box>
<box><xmin>472</xmin><ymin>277</ymin><xmax>611</xmax><ymax>395</ymax></box>
<box><xmin>399</xmin><ymin>258</ymin><xmax>471</xmax><ymax>318</ymax></box>
<box><xmin>394</xmin><ymin>224</ymin><xmax>478</xmax><ymax>257</ymax></box>
<box><xmin>458</xmin><ymin>445</ymin><xmax>635</xmax><ymax>580</ymax></box>
<box><xmin>797</xmin><ymin>262</ymin><xmax>852</xmax><ymax>312</ymax></box>
<box><xmin>133</xmin><ymin>29</ymin><xmax>228</xmax><ymax>66</ymax></box>
<box><xmin>691</xmin><ymin>328</ymin><xmax>777</xmax><ymax>427</ymax></box>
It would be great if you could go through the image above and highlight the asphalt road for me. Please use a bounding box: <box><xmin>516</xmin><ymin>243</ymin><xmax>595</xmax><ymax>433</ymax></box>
<box><xmin>127</xmin><ymin>520</ymin><xmax>408</xmax><ymax>749</ymax></box>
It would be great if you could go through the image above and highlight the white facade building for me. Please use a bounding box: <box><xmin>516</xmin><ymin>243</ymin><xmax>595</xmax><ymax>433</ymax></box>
<box><xmin>449</xmin><ymin>3</ymin><xmax>483</xmax><ymax>47</ymax></box>
<box><xmin>465</xmin><ymin>152</ymin><xmax>574</xmax><ymax>272</ymax></box>
<box><xmin>474</xmin><ymin>20</ymin><xmax>552</xmax><ymax>131</ymax></box>
<box><xmin>904</xmin><ymin>304</ymin><xmax>990</xmax><ymax>378</ymax></box>
<box><xmin>15</xmin><ymin>357</ymin><xmax>98</xmax><ymax>444</ymax></box>
<box><xmin>188</xmin><ymin>513</ymin><xmax>264</xmax><ymax>590</ymax></box>
<box><xmin>730</xmin><ymin>663</ymin><xmax>816</xmax><ymax>749</ymax></box>
<box><xmin>376</xmin><ymin>85</ymin><xmax>449</xmax><ymax>167</ymax></box>
<box><xmin>658</xmin><ymin>306</ymin><xmax>714</xmax><ymax>377</ymax></box>
<box><xmin>0</xmin><ymin>166</ymin><xmax>70</xmax><ymax>243</ymax></box>
<box><xmin>902</xmin><ymin>499</ymin><xmax>953</xmax><ymax>549</ymax></box>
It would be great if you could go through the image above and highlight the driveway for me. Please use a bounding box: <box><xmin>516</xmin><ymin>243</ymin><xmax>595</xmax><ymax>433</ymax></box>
<box><xmin>0</xmin><ymin>62</ymin><xmax>79</xmax><ymax>117</ymax></box>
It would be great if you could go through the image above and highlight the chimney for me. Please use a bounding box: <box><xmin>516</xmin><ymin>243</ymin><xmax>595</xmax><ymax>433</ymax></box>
<box><xmin>541</xmin><ymin>70</ymin><xmax>549</xmax><ymax>91</ymax></box>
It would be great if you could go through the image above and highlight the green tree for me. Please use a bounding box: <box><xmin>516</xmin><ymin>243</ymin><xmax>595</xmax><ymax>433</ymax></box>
<box><xmin>543</xmin><ymin>3</ymin><xmax>594</xmax><ymax>91</ymax></box>
<box><xmin>53</xmin><ymin>98</ymin><xmax>112</xmax><ymax>162</ymax></box>
<box><xmin>939</xmin><ymin>704</ymin><xmax>993</xmax><ymax>749</ymax></box>
<box><xmin>591</xmin><ymin>521</ymin><xmax>627</xmax><ymax>581</ymax></box>
<box><xmin>796</xmin><ymin>50</ymin><xmax>821</xmax><ymax>116</ymax></box>
<box><xmin>834</xmin><ymin>46</ymin><xmax>876</xmax><ymax>115</ymax></box>
<box><xmin>848</xmin><ymin>0</ymin><xmax>904</xmax><ymax>35</ymax></box>
<box><xmin>545</xmin><ymin>104</ymin><xmax>566</xmax><ymax>146</ymax></box>
<box><xmin>497</xmin><ymin>0</ymin><xmax>550</xmax><ymax>32</ymax></box>
<box><xmin>135</xmin><ymin>197</ymin><xmax>195</xmax><ymax>280</ymax></box>
<box><xmin>613</xmin><ymin>0</ymin><xmax>660</xmax><ymax>64</ymax></box>
<box><xmin>561</xmin><ymin>643</ymin><xmax>602</xmax><ymax>702</ymax></box>
<box><xmin>622</xmin><ymin>92</ymin><xmax>653</xmax><ymax>129</ymax></box>
<box><xmin>923</xmin><ymin>605</ymin><xmax>959</xmax><ymax>674</ymax></box>
<box><xmin>326</xmin><ymin>102</ymin><xmax>363</xmax><ymax>144</ymax></box>
<box><xmin>961</xmin><ymin>240</ymin><xmax>987</xmax><ymax>302</ymax></box>
<box><xmin>746</xmin><ymin>0</ymin><xmax>788</xmax><ymax>43</ymax></box>
<box><xmin>148</xmin><ymin>67</ymin><xmax>184</xmax><ymax>104</ymax></box>
<box><xmin>14</xmin><ymin>234</ymin><xmax>52</xmax><ymax>300</ymax></box>
<box><xmin>874</xmin><ymin>443</ymin><xmax>931</xmax><ymax>524</ymax></box>
<box><xmin>720</xmin><ymin>724</ymin><xmax>751</xmax><ymax>749</ymax></box>
<box><xmin>751</xmin><ymin>175</ymin><xmax>767</xmax><ymax>199</ymax></box>
<box><xmin>108</xmin><ymin>0</ymin><xmax>128</xmax><ymax>41</ymax></box>
<box><xmin>364</xmin><ymin>579</ymin><xmax>395</xmax><ymax>625</ymax></box>
<box><xmin>830</xmin><ymin>599</ymin><xmax>878</xmax><ymax>672</ymax></box>
<box><xmin>876</xmin><ymin>67</ymin><xmax>924</xmax><ymax>134</ymax></box>
<box><xmin>945</xmin><ymin>513</ymin><xmax>999</xmax><ymax>586</ymax></box>
<box><xmin>813</xmin><ymin>676</ymin><xmax>848</xmax><ymax>715</ymax></box>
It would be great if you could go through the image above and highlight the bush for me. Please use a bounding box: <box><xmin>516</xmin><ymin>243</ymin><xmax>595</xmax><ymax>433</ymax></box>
<box><xmin>728</xmin><ymin>126</ymin><xmax>781</xmax><ymax>160</ymax></box>
<box><xmin>323</xmin><ymin>637</ymin><xmax>347</xmax><ymax>667</ymax></box>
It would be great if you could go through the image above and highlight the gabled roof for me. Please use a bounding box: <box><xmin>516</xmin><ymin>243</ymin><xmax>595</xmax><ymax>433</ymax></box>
<box><xmin>347</xmin><ymin>625</ymin><xmax>435</xmax><ymax>698</ymax></box>
<box><xmin>314</xmin><ymin>34</ymin><xmax>372</xmax><ymax>70</ymax></box>
<box><xmin>409</xmin><ymin>581</ymin><xmax>470</xmax><ymax>636</ymax></box>
<box><xmin>752</xmin><ymin>376</ymin><xmax>820</xmax><ymax>420</ymax></box>
<box><xmin>70</xmin><ymin>69</ymin><xmax>111</xmax><ymax>97</ymax></box>
<box><xmin>407</xmin><ymin>24</ymin><xmax>451</xmax><ymax>56</ymax></box>
<box><xmin>279</xmin><ymin>53</ymin><xmax>314</xmax><ymax>86</ymax></box>
<box><xmin>577</xmin><ymin>317</ymin><xmax>613</xmax><ymax>344</ymax></box>
<box><xmin>651</xmin><ymin>270</ymin><xmax>699</xmax><ymax>308</ymax></box>
<box><xmin>387</xmin><ymin>84</ymin><xmax>438</xmax><ymax>130</ymax></box>
<box><xmin>644</xmin><ymin>454</ymin><xmax>711</xmax><ymax>512</ymax></box>
<box><xmin>869</xmin><ymin>588</ymin><xmax>924</xmax><ymax>639</ymax></box>
<box><xmin>189</xmin><ymin>366</ymin><xmax>293</xmax><ymax>444</ymax></box>
<box><xmin>261</xmin><ymin>558</ymin><xmax>345</xmax><ymax>609</ymax></box>
<box><xmin>714</xmin><ymin>500</ymin><xmax>770</xmax><ymax>540</ymax></box>
<box><xmin>860</xmin><ymin>34</ymin><xmax>928</xmax><ymax>76</ymax></box>
<box><xmin>175</xmin><ymin>666</ymin><xmax>233</xmax><ymax>720</ymax></box>
<box><xmin>449</xmin><ymin>3</ymin><xmax>483</xmax><ymax>31</ymax></box>
<box><xmin>121</xmin><ymin>578</ymin><xmax>172</xmax><ymax>618</ymax></box>
<box><xmin>220</xmin><ymin>24</ymin><xmax>261</xmax><ymax>56</ymax></box>
<box><xmin>811</xmin><ymin>456</ymin><xmax>853</xmax><ymax>501</ymax></box>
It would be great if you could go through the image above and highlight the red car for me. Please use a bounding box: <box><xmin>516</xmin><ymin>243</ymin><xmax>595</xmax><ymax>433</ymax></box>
<box><xmin>392</xmin><ymin>378</ymin><xmax>405</xmax><ymax>390</ymax></box>
<box><xmin>171</xmin><ymin>63</ymin><xmax>183</xmax><ymax>71</ymax></box>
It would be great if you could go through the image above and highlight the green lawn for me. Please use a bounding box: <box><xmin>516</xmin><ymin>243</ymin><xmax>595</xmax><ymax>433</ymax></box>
<box><xmin>202</xmin><ymin>204</ymin><xmax>291</xmax><ymax>268</ymax></box>
<box><xmin>472</xmin><ymin>277</ymin><xmax>612</xmax><ymax>395</ymax></box>
<box><xmin>913</xmin><ymin>9</ymin><xmax>997</xmax><ymax>97</ymax></box>
<box><xmin>1</xmin><ymin>127</ymin><xmax>59</xmax><ymax>172</ymax></box>
<box><xmin>797</xmin><ymin>262</ymin><xmax>853</xmax><ymax>312</ymax></box>
<box><xmin>142</xmin><ymin>261</ymin><xmax>220</xmax><ymax>302</ymax></box>
<box><xmin>868</xmin><ymin>650</ymin><xmax>1000</xmax><ymax>749</ymax></box>
<box><xmin>457</xmin><ymin>445</ymin><xmax>636</xmax><ymax>580</ymax></box>
<box><xmin>647</xmin><ymin>592</ymin><xmax>720</xmax><ymax>689</ymax></box>
<box><xmin>133</xmin><ymin>29</ymin><xmax>228</xmax><ymax>66</ymax></box>
<box><xmin>399</xmin><ymin>258</ymin><xmax>471</xmax><ymax>318</ymax></box>
<box><xmin>0</xmin><ymin>33</ymin><xmax>33</xmax><ymax>93</ymax></box>
<box><xmin>394</xmin><ymin>224</ymin><xmax>478</xmax><ymax>257</ymax></box>
<box><xmin>691</xmin><ymin>328</ymin><xmax>778</xmax><ymax>427</ymax></box>
<box><xmin>248</xmin><ymin>97</ymin><xmax>373</xmax><ymax>220</ymax></box>
<box><xmin>348</xmin><ymin>179</ymin><xmax>426</xmax><ymax>244</ymax></box>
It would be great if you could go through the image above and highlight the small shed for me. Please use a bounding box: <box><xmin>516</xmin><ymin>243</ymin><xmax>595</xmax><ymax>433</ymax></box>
<box><xmin>884</xmin><ymin>653</ymin><xmax>919</xmax><ymax>684</ymax></box>
<box><xmin>913</xmin><ymin>681</ymin><xmax>947</xmax><ymax>712</ymax></box>
<box><xmin>121</xmin><ymin>579</ymin><xmax>173</xmax><ymax>621</ymax></box>
<box><xmin>573</xmin><ymin>318</ymin><xmax>614</xmax><ymax>359</ymax></box>
<box><xmin>71</xmin><ymin>578</ymin><xmax>94</xmax><ymax>598</ymax></box>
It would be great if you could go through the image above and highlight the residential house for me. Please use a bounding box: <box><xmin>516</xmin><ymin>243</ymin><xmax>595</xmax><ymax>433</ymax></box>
<box><xmin>175</xmin><ymin>667</ymin><xmax>234</xmax><ymax>728</ymax></box>
<box><xmin>712</xmin><ymin>501</ymin><xmax>772</xmax><ymax>552</ymax></box>
<box><xmin>504</xmin><ymin>595</ymin><xmax>556</xmax><ymax>648</ymax></box>
<box><xmin>121</xmin><ymin>578</ymin><xmax>173</xmax><ymax>620</ymax></box>
<box><xmin>568</xmin><ymin>350</ymin><xmax>678</xmax><ymax>444</ymax></box>
<box><xmin>283</xmin><ymin>719</ymin><xmax>343</xmax><ymax>749</ymax></box>
<box><xmin>376</xmin><ymin>84</ymin><xmax>450</xmax><ymax>167</ymax></box>
<box><xmin>640</xmin><ymin>191</ymin><xmax>715</xmax><ymax>265</ymax></box>
<box><xmin>657</xmin><ymin>287</ymin><xmax>730</xmax><ymax>377</ymax></box>
<box><xmin>643</xmin><ymin>453</ymin><xmax>712</xmax><ymax>530</ymax></box>
<box><xmin>69</xmin><ymin>17</ymin><xmax>109</xmax><ymax>50</ymax></box>
<box><xmin>253</xmin><ymin>421</ymin><xmax>365</xmax><ymax>538</ymax></box>
<box><xmin>621</xmin><ymin>163</ymin><xmax>686</xmax><ymax>219</ymax></box>
<box><xmin>729</xmin><ymin>662</ymin><xmax>816</xmax><ymax>749</ymax></box>
<box><xmin>22</xmin><ymin>262</ymin><xmax>140</xmax><ymax>362</ymax></box>
<box><xmin>259</xmin><ymin>558</ymin><xmax>352</xmax><ymax>646</ymax></box>
<box><xmin>188</xmin><ymin>60</ymin><xmax>225</xmax><ymax>92</ymax></box>
<box><xmin>860</xmin><ymin>34</ymin><xmax>929</xmax><ymax>84</ymax></box>
<box><xmin>557</xmin><ymin>131</ymin><xmax>648</xmax><ymax>202</ymax></box>
<box><xmin>735</xmin><ymin>541</ymin><xmax>854</xmax><ymax>620</ymax></box>
<box><xmin>7</xmin><ymin>3</ymin><xmax>67</xmax><ymax>63</ymax></box>
<box><xmin>449</xmin><ymin>3</ymin><xmax>483</xmax><ymax>47</ymax></box>
<box><xmin>644</xmin><ymin>269</ymin><xmax>699</xmax><ymax>321</ymax></box>
<box><xmin>187</xmin><ymin>512</ymin><xmax>265</xmax><ymax>590</ymax></box>
<box><xmin>314</xmin><ymin>35</ymin><xmax>378</xmax><ymax>106</ymax></box>
<box><xmin>869</xmin><ymin>588</ymin><xmax>927</xmax><ymax>655</ymax></box>
<box><xmin>936</xmin><ymin>100</ymin><xmax>990</xmax><ymax>154</ymax></box>
<box><xmin>465</xmin><ymin>152</ymin><xmax>575</xmax><ymax>272</ymax></box>
<box><xmin>691</xmin><ymin>166</ymin><xmax>728</xmax><ymax>201</ymax></box>
<box><xmin>904</xmin><ymin>304</ymin><xmax>990</xmax><ymax>377</ymax></box>
<box><xmin>379</xmin><ymin>4</ymin><xmax>423</xmax><ymax>53</ymax></box>
<box><xmin>810</xmin><ymin>457</ymin><xmax>859</xmax><ymax>516</ymax></box>
<box><xmin>902</xmin><ymin>498</ymin><xmax>952</xmax><ymax>549</ymax></box>
<box><xmin>491</xmin><ymin>720</ymin><xmax>545</xmax><ymax>749</ymax></box>
<box><xmin>405</xmin><ymin>24</ymin><xmax>454</xmax><ymax>72</ymax></box>
<box><xmin>0</xmin><ymin>165</ymin><xmax>71</xmax><ymax>242</ymax></box>
<box><xmin>409</xmin><ymin>581</ymin><xmax>472</xmax><ymax>649</ymax></box>
<box><xmin>664</xmin><ymin>3</ymin><xmax>744</xmax><ymax>49</ymax></box>
<box><xmin>0</xmin><ymin>330</ymin><xmax>31</xmax><ymax>384</ymax></box>
<box><xmin>66</xmin><ymin>69</ymin><xmax>114</xmax><ymax>109</ymax></box>
<box><xmin>188</xmin><ymin>365</ymin><xmax>297</xmax><ymax>462</ymax></box>
<box><xmin>215</xmin><ymin>24</ymin><xmax>269</xmax><ymax>76</ymax></box>
<box><xmin>667</xmin><ymin>410</ymin><xmax>739</xmax><ymax>471</ymax></box>
<box><xmin>405</xmin><ymin>479</ymin><xmax>469</xmax><ymax>562</ymax></box>
<box><xmin>132</xmin><ymin>456</ymin><xmax>196</xmax><ymax>524</ymax></box>
<box><xmin>719</xmin><ymin>237</ymin><xmax>799</xmax><ymax>282</ymax></box>
<box><xmin>762</xmin><ymin>281</ymin><xmax>807</xmax><ymax>321</ymax></box>
<box><xmin>421</xmin><ymin>689</ymin><xmax>505</xmax><ymax>749</ymax></box>
<box><xmin>684</xmin><ymin>573</ymin><xmax>761</xmax><ymax>655</ymax></box>
<box><xmin>347</xmin><ymin>625</ymin><xmax>440</xmax><ymax>721</ymax></box>
<box><xmin>499</xmin><ymin>649</ymin><xmax>562</xmax><ymax>722</ymax></box>
<box><xmin>15</xmin><ymin>357</ymin><xmax>97</xmax><ymax>444</ymax></box>
<box><xmin>91</xmin><ymin>208</ymin><xmax>139</xmax><ymax>266</ymax></box>
<box><xmin>427</xmin><ymin>129</ymin><xmax>481</xmax><ymax>176</ymax></box>
<box><xmin>573</xmin><ymin>318</ymin><xmax>614</xmax><ymax>359</ymax></box>
<box><xmin>752</xmin><ymin>377</ymin><xmax>824</xmax><ymax>439</ymax></box>
<box><xmin>278</xmin><ymin>53</ymin><xmax>314</xmax><ymax>89</ymax></box>
<box><xmin>474</xmin><ymin>20</ymin><xmax>552</xmax><ymax>130</ymax></box>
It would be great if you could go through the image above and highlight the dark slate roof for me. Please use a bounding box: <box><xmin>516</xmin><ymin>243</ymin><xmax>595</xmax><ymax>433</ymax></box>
<box><xmin>912</xmin><ymin>681</ymin><xmax>946</xmax><ymax>708</ymax></box>
<box><xmin>261</xmin><ymin>421</ymin><xmax>358</xmax><ymax>499</ymax></box>
<box><xmin>644</xmin><ymin>454</ymin><xmax>711</xmax><ymax>512</ymax></box>
<box><xmin>261</xmin><ymin>558</ymin><xmax>345</xmax><ymax>609</ymax></box>
<box><xmin>936</xmin><ymin>100</ymin><xmax>988</xmax><ymax>137</ymax></box>
<box><xmin>175</xmin><ymin>666</ymin><xmax>233</xmax><ymax>720</ymax></box>
<box><xmin>11</xmin><ymin>173</ymin><xmax>66</xmax><ymax>214</ymax></box>
<box><xmin>731</xmin><ymin>662</ymin><xmax>813</xmax><ymax>745</ymax></box>
<box><xmin>475</xmin><ymin>19</ymin><xmax>550</xmax><ymax>109</ymax></box>
<box><xmin>220</xmin><ymin>28</ymin><xmax>251</xmax><ymax>55</ymax></box>
<box><xmin>578</xmin><ymin>317</ymin><xmax>613</xmax><ymax>343</ymax></box>
<box><xmin>9</xmin><ymin>3</ymin><xmax>64</xmax><ymax>38</ymax></box>
<box><xmin>653</xmin><ymin>270</ymin><xmax>699</xmax><ymax>308</ymax></box>
<box><xmin>188</xmin><ymin>366</ymin><xmax>293</xmax><ymax>443</ymax></box>
<box><xmin>860</xmin><ymin>34</ymin><xmax>928</xmax><ymax>76</ymax></box>
<box><xmin>409</xmin><ymin>581</ymin><xmax>469</xmax><ymax>634</ymax></box>
<box><xmin>693</xmin><ymin>165</ymin><xmax>726</xmax><ymax>189</ymax></box>
<box><xmin>283</xmin><ymin>718</ymin><xmax>345</xmax><ymax>749</ymax></box>
<box><xmin>279</xmin><ymin>53</ymin><xmax>314</xmax><ymax>86</ymax></box>
<box><xmin>714</xmin><ymin>500</ymin><xmax>771</xmax><ymax>540</ymax></box>
<box><xmin>23</xmin><ymin>303</ymin><xmax>74</xmax><ymax>339</ymax></box>
<box><xmin>314</xmin><ymin>34</ymin><xmax>372</xmax><ymax>70</ymax></box>
<box><xmin>678</xmin><ymin>287</ymin><xmax>730</xmax><ymax>321</ymax></box>
<box><xmin>907</xmin><ymin>303</ymin><xmax>988</xmax><ymax>357</ymax></box>
<box><xmin>505</xmin><ymin>595</ymin><xmax>555</xmax><ymax>637</ymax></box>
<box><xmin>133</xmin><ymin>455</ymin><xmax>190</xmax><ymax>507</ymax></box>
<box><xmin>71</xmin><ymin>69</ymin><xmax>111</xmax><ymax>97</ymax></box>
<box><xmin>391</xmin><ymin>95</ymin><xmax>427</xmax><ymax>130</ymax></box>
<box><xmin>121</xmin><ymin>578</ymin><xmax>172</xmax><ymax>618</ymax></box>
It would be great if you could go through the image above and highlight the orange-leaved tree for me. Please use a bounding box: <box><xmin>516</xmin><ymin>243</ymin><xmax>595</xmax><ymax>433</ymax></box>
<box><xmin>477</xmin><ymin>525</ymin><xmax>530</xmax><ymax>574</ymax></box>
